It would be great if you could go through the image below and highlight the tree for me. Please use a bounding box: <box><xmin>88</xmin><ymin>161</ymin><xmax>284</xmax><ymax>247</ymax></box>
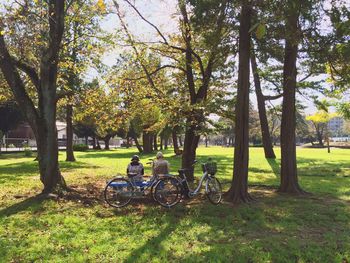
<box><xmin>74</xmin><ymin>80</ymin><xmax>126</xmax><ymax>150</ymax></box>
<box><xmin>0</xmin><ymin>1</ymin><xmax>66</xmax><ymax>193</ymax></box>
<box><xmin>279</xmin><ymin>0</ymin><xmax>310</xmax><ymax>194</ymax></box>
<box><xmin>306</xmin><ymin>100</ymin><xmax>338</xmax><ymax>153</ymax></box>
<box><xmin>59</xmin><ymin>0</ymin><xmax>106</xmax><ymax>161</ymax></box>
<box><xmin>113</xmin><ymin>0</ymin><xmax>232</xmax><ymax>180</ymax></box>
<box><xmin>226</xmin><ymin>0</ymin><xmax>253</xmax><ymax>203</ymax></box>
<box><xmin>251</xmin><ymin>50</ymin><xmax>277</xmax><ymax>158</ymax></box>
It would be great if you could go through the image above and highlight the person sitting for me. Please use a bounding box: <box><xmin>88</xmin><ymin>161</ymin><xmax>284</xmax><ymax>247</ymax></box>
<box><xmin>127</xmin><ymin>155</ymin><xmax>144</xmax><ymax>183</ymax></box>
<box><xmin>152</xmin><ymin>151</ymin><xmax>170</xmax><ymax>177</ymax></box>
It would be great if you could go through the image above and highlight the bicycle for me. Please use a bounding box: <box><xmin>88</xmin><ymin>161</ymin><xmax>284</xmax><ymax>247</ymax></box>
<box><xmin>153</xmin><ymin>159</ymin><xmax>222</xmax><ymax>208</ymax></box>
<box><xmin>104</xmin><ymin>159</ymin><xmax>181</xmax><ymax>208</ymax></box>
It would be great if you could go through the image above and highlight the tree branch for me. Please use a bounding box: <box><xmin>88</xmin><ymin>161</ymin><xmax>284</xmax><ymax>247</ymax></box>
<box><xmin>0</xmin><ymin>34</ymin><xmax>40</xmax><ymax>135</ymax></box>
<box><xmin>263</xmin><ymin>93</ymin><xmax>283</xmax><ymax>100</ymax></box>
<box><xmin>123</xmin><ymin>64</ymin><xmax>187</xmax><ymax>81</ymax></box>
<box><xmin>12</xmin><ymin>58</ymin><xmax>40</xmax><ymax>89</ymax></box>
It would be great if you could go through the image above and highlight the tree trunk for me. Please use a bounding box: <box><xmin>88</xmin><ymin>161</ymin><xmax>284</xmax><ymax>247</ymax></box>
<box><xmin>205</xmin><ymin>136</ymin><xmax>209</xmax><ymax>147</ymax></box>
<box><xmin>0</xmin><ymin>1</ymin><xmax>66</xmax><ymax>193</ymax></box>
<box><xmin>226</xmin><ymin>2</ymin><xmax>253</xmax><ymax>203</ymax></box>
<box><xmin>164</xmin><ymin>137</ymin><xmax>168</xmax><ymax>149</ymax></box>
<box><xmin>172</xmin><ymin>129</ymin><xmax>180</xmax><ymax>154</ymax></box>
<box><xmin>279</xmin><ymin>5</ymin><xmax>305</xmax><ymax>194</ymax></box>
<box><xmin>160</xmin><ymin>135</ymin><xmax>164</xmax><ymax>150</ymax></box>
<box><xmin>143</xmin><ymin>131</ymin><xmax>152</xmax><ymax>153</ymax></box>
<box><xmin>181</xmin><ymin>124</ymin><xmax>200</xmax><ymax>182</ymax></box>
<box><xmin>92</xmin><ymin>136</ymin><xmax>97</xmax><ymax>149</ymax></box>
<box><xmin>326</xmin><ymin>128</ymin><xmax>330</xmax><ymax>153</ymax></box>
<box><xmin>126</xmin><ymin>137</ymin><xmax>130</xmax><ymax>148</ymax></box>
<box><xmin>316</xmin><ymin>124</ymin><xmax>324</xmax><ymax>146</ymax></box>
<box><xmin>65</xmin><ymin>103</ymin><xmax>75</xmax><ymax>162</ymax></box>
<box><xmin>179</xmin><ymin>135</ymin><xmax>183</xmax><ymax>147</ymax></box>
<box><xmin>153</xmin><ymin>134</ymin><xmax>158</xmax><ymax>151</ymax></box>
<box><xmin>96</xmin><ymin>139</ymin><xmax>101</xmax><ymax>150</ymax></box>
<box><xmin>129</xmin><ymin>123</ymin><xmax>143</xmax><ymax>153</ymax></box>
<box><xmin>104</xmin><ymin>136</ymin><xmax>111</xmax><ymax>150</ymax></box>
<box><xmin>251</xmin><ymin>50</ymin><xmax>276</xmax><ymax>159</ymax></box>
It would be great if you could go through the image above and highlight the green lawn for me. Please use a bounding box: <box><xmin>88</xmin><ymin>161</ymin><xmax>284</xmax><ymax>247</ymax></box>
<box><xmin>0</xmin><ymin>147</ymin><xmax>350</xmax><ymax>262</ymax></box>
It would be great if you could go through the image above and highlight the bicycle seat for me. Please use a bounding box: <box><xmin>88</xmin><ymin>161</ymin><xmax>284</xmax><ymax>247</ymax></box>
<box><xmin>127</xmin><ymin>173</ymin><xmax>138</xmax><ymax>178</ymax></box>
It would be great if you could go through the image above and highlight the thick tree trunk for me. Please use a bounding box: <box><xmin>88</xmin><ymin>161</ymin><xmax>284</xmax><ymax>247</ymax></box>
<box><xmin>251</xmin><ymin>51</ymin><xmax>276</xmax><ymax>159</ymax></box>
<box><xmin>153</xmin><ymin>134</ymin><xmax>158</xmax><ymax>151</ymax></box>
<box><xmin>143</xmin><ymin>131</ymin><xmax>153</xmax><ymax>153</ymax></box>
<box><xmin>0</xmin><ymin>1</ymin><xmax>66</xmax><ymax>193</ymax></box>
<box><xmin>65</xmin><ymin>104</ymin><xmax>75</xmax><ymax>161</ymax></box>
<box><xmin>226</xmin><ymin>2</ymin><xmax>253</xmax><ymax>203</ymax></box>
<box><xmin>181</xmin><ymin>124</ymin><xmax>200</xmax><ymax>182</ymax></box>
<box><xmin>104</xmin><ymin>136</ymin><xmax>111</xmax><ymax>150</ymax></box>
<box><xmin>172</xmin><ymin>129</ymin><xmax>180</xmax><ymax>154</ymax></box>
<box><xmin>279</xmin><ymin>6</ymin><xmax>305</xmax><ymax>194</ymax></box>
<box><xmin>37</xmin><ymin>122</ymin><xmax>65</xmax><ymax>193</ymax></box>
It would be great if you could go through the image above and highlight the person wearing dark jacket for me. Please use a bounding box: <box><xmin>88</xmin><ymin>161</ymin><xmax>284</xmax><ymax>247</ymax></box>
<box><xmin>126</xmin><ymin>155</ymin><xmax>144</xmax><ymax>182</ymax></box>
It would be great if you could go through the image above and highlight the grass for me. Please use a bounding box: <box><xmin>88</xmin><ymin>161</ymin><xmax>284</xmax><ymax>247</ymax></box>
<box><xmin>0</xmin><ymin>146</ymin><xmax>350</xmax><ymax>262</ymax></box>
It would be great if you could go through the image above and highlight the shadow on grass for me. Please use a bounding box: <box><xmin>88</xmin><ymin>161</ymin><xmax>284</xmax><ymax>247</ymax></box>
<box><xmin>0</xmin><ymin>194</ymin><xmax>46</xmax><ymax>218</ymax></box>
<box><xmin>297</xmin><ymin>157</ymin><xmax>350</xmax><ymax>177</ymax></box>
<box><xmin>124</xmin><ymin>211</ymin><xmax>183</xmax><ymax>263</ymax></box>
<box><xmin>121</xmin><ymin>189</ymin><xmax>350</xmax><ymax>262</ymax></box>
<box><xmin>0</xmin><ymin>161</ymin><xmax>100</xmax><ymax>184</ymax></box>
<box><xmin>267</xmin><ymin>158</ymin><xmax>280</xmax><ymax>178</ymax></box>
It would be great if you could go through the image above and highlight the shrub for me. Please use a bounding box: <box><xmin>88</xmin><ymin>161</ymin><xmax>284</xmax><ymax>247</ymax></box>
<box><xmin>73</xmin><ymin>144</ymin><xmax>89</xmax><ymax>152</ymax></box>
<box><xmin>24</xmin><ymin>147</ymin><xmax>33</xmax><ymax>157</ymax></box>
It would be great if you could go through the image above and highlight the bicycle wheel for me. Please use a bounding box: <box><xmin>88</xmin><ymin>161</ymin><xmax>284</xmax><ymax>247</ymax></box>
<box><xmin>153</xmin><ymin>177</ymin><xmax>182</xmax><ymax>208</ymax></box>
<box><xmin>104</xmin><ymin>177</ymin><xmax>134</xmax><ymax>208</ymax></box>
<box><xmin>205</xmin><ymin>177</ymin><xmax>222</xmax><ymax>205</ymax></box>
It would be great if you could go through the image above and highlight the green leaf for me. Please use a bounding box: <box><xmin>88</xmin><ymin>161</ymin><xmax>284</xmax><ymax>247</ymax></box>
<box><xmin>256</xmin><ymin>24</ymin><xmax>266</xmax><ymax>39</ymax></box>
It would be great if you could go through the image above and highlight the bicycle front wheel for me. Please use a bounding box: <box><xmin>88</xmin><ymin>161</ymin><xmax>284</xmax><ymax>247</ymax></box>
<box><xmin>205</xmin><ymin>177</ymin><xmax>222</xmax><ymax>205</ymax></box>
<box><xmin>153</xmin><ymin>177</ymin><xmax>182</xmax><ymax>208</ymax></box>
<box><xmin>104</xmin><ymin>177</ymin><xmax>134</xmax><ymax>208</ymax></box>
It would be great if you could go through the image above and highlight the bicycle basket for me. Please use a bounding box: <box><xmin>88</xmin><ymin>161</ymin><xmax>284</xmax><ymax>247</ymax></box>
<box><xmin>202</xmin><ymin>162</ymin><xmax>217</xmax><ymax>175</ymax></box>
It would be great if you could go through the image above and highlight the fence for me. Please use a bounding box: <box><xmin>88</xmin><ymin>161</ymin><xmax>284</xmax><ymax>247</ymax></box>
<box><xmin>0</xmin><ymin>137</ymin><xmax>121</xmax><ymax>152</ymax></box>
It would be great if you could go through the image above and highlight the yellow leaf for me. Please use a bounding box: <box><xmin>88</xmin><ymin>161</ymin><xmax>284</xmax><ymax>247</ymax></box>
<box><xmin>97</xmin><ymin>0</ymin><xmax>106</xmax><ymax>12</ymax></box>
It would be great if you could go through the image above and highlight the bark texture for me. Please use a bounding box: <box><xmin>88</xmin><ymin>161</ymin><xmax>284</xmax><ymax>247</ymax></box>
<box><xmin>226</xmin><ymin>1</ymin><xmax>253</xmax><ymax>203</ymax></box>
<box><xmin>279</xmin><ymin>4</ymin><xmax>305</xmax><ymax>194</ymax></box>
<box><xmin>142</xmin><ymin>131</ymin><xmax>153</xmax><ymax>153</ymax></box>
<box><xmin>251</xmin><ymin>51</ymin><xmax>276</xmax><ymax>159</ymax></box>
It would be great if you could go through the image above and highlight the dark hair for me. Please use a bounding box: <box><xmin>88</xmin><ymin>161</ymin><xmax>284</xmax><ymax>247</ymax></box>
<box><xmin>131</xmin><ymin>155</ymin><xmax>140</xmax><ymax>162</ymax></box>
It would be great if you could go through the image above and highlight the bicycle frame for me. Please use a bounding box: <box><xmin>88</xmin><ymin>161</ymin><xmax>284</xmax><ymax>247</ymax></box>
<box><xmin>180</xmin><ymin>170</ymin><xmax>210</xmax><ymax>198</ymax></box>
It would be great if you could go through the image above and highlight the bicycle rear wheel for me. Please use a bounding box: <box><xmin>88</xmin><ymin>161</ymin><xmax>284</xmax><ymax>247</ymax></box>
<box><xmin>104</xmin><ymin>177</ymin><xmax>134</xmax><ymax>208</ymax></box>
<box><xmin>205</xmin><ymin>177</ymin><xmax>222</xmax><ymax>205</ymax></box>
<box><xmin>153</xmin><ymin>177</ymin><xmax>182</xmax><ymax>208</ymax></box>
